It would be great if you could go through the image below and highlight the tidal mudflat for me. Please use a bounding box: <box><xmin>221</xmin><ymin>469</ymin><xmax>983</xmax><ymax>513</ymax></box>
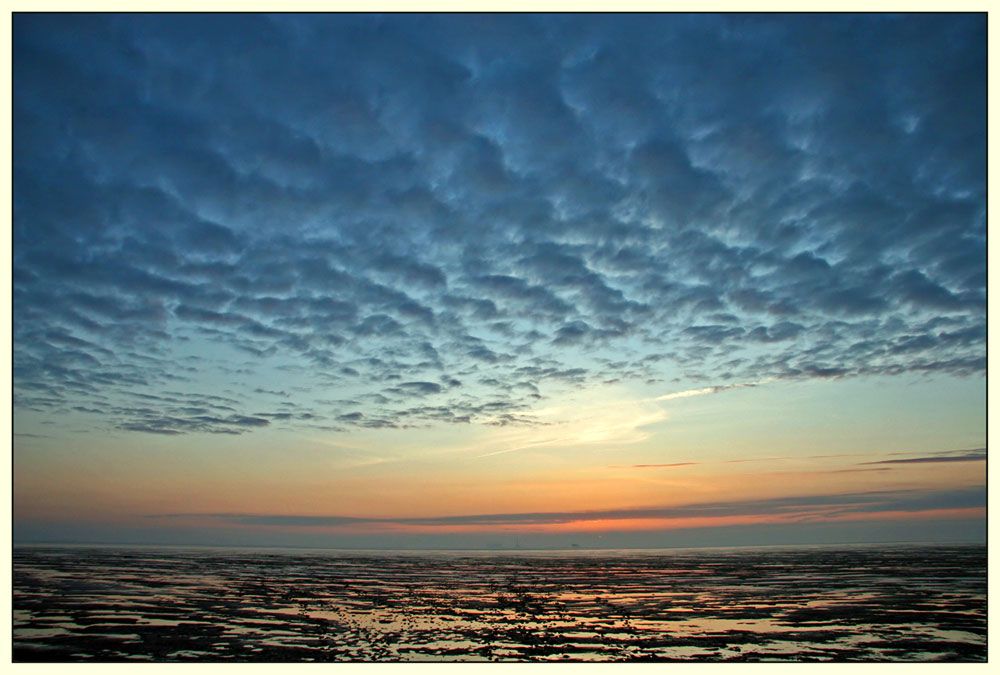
<box><xmin>12</xmin><ymin>544</ymin><xmax>986</xmax><ymax>662</ymax></box>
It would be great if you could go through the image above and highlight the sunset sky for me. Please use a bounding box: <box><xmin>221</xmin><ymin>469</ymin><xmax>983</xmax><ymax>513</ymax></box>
<box><xmin>12</xmin><ymin>13</ymin><xmax>986</xmax><ymax>549</ymax></box>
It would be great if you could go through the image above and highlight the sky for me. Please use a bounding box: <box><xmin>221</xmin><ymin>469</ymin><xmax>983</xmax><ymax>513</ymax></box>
<box><xmin>11</xmin><ymin>13</ymin><xmax>986</xmax><ymax>549</ymax></box>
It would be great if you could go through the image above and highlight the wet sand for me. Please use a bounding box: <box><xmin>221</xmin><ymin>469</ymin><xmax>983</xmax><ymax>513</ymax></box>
<box><xmin>12</xmin><ymin>544</ymin><xmax>986</xmax><ymax>662</ymax></box>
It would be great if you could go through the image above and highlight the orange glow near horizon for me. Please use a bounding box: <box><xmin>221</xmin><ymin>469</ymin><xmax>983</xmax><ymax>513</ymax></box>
<box><xmin>194</xmin><ymin>506</ymin><xmax>986</xmax><ymax>539</ymax></box>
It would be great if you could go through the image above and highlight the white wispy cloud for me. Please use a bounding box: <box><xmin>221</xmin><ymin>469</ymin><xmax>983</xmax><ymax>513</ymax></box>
<box><xmin>654</xmin><ymin>378</ymin><xmax>776</xmax><ymax>402</ymax></box>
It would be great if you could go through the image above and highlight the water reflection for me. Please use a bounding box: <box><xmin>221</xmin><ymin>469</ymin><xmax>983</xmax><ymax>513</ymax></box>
<box><xmin>13</xmin><ymin>544</ymin><xmax>986</xmax><ymax>662</ymax></box>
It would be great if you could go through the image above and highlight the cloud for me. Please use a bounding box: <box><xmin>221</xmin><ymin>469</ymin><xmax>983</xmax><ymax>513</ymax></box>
<box><xmin>862</xmin><ymin>449</ymin><xmax>986</xmax><ymax>465</ymax></box>
<box><xmin>153</xmin><ymin>486</ymin><xmax>985</xmax><ymax>529</ymax></box>
<box><xmin>655</xmin><ymin>379</ymin><xmax>772</xmax><ymax>401</ymax></box>
<box><xmin>13</xmin><ymin>14</ymin><xmax>985</xmax><ymax>435</ymax></box>
<box><xmin>396</xmin><ymin>381</ymin><xmax>443</xmax><ymax>396</ymax></box>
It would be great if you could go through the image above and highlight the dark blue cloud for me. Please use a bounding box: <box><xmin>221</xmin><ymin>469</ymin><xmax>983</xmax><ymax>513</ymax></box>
<box><xmin>13</xmin><ymin>14</ymin><xmax>986</xmax><ymax>435</ymax></box>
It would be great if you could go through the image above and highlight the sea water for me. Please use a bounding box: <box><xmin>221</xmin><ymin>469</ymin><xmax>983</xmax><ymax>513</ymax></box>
<box><xmin>12</xmin><ymin>543</ymin><xmax>986</xmax><ymax>661</ymax></box>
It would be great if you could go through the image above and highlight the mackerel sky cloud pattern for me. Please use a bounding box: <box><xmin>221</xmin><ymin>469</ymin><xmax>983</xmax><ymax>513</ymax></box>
<box><xmin>13</xmin><ymin>14</ymin><xmax>986</xmax><ymax>438</ymax></box>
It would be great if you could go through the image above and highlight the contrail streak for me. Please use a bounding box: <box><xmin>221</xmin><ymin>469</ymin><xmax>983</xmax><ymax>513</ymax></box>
<box><xmin>476</xmin><ymin>436</ymin><xmax>569</xmax><ymax>458</ymax></box>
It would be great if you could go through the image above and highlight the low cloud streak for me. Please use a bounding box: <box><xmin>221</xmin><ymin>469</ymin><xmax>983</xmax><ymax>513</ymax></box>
<box><xmin>151</xmin><ymin>486</ymin><xmax>985</xmax><ymax>531</ymax></box>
